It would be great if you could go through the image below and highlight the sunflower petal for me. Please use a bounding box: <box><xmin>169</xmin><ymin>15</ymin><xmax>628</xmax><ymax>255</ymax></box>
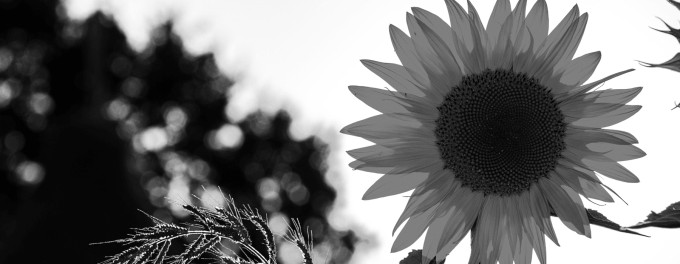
<box><xmin>562</xmin><ymin>103</ymin><xmax>627</xmax><ymax>120</ymax></box>
<box><xmin>415</xmin><ymin>16</ymin><xmax>464</xmax><ymax>83</ymax></box>
<box><xmin>599</xmin><ymin>128</ymin><xmax>639</xmax><ymax>144</ymax></box>
<box><xmin>407</xmin><ymin>13</ymin><xmax>456</xmax><ymax>97</ymax></box>
<box><xmin>525</xmin><ymin>0</ymin><xmax>549</xmax><ymax>51</ymax></box>
<box><xmin>511</xmin><ymin>0</ymin><xmax>528</xmax><ymax>39</ymax></box>
<box><xmin>346</xmin><ymin>144</ymin><xmax>391</xmax><ymax>160</ymax></box>
<box><xmin>467</xmin><ymin>0</ymin><xmax>489</xmax><ymax>68</ymax></box>
<box><xmin>552</xmin><ymin>167</ymin><xmax>585</xmax><ymax>195</ymax></box>
<box><xmin>560</xmin><ymin>86</ymin><xmax>642</xmax><ymax>107</ymax></box>
<box><xmin>467</xmin><ymin>0</ymin><xmax>487</xmax><ymax>45</ymax></box>
<box><xmin>389</xmin><ymin>25</ymin><xmax>431</xmax><ymax>88</ymax></box>
<box><xmin>565</xmin><ymin>127</ymin><xmax>636</xmax><ymax>146</ymax></box>
<box><xmin>475</xmin><ymin>196</ymin><xmax>503</xmax><ymax>263</ymax></box>
<box><xmin>348</xmin><ymin>85</ymin><xmax>411</xmax><ymax>114</ymax></box>
<box><xmin>355</xmin><ymin>159</ymin><xmax>443</xmax><ymax>175</ymax></box>
<box><xmin>553</xmin><ymin>14</ymin><xmax>589</xmax><ymax>71</ymax></box>
<box><xmin>533</xmin><ymin>14</ymin><xmax>587</xmax><ymax>77</ymax></box>
<box><xmin>394</xmin><ymin>175</ymin><xmax>457</xmax><ymax>234</ymax></box>
<box><xmin>579</xmin><ymin>177</ymin><xmax>615</xmax><ymax>202</ymax></box>
<box><xmin>529</xmin><ymin>183</ymin><xmax>559</xmax><ymax>245</ymax></box>
<box><xmin>539</xmin><ymin>178</ymin><xmax>590</xmax><ymax>237</ymax></box>
<box><xmin>563</xmin><ymin>68</ymin><xmax>634</xmax><ymax>99</ymax></box>
<box><xmin>340</xmin><ymin>114</ymin><xmax>428</xmax><ymax>141</ymax></box>
<box><xmin>581</xmin><ymin>159</ymin><xmax>640</xmax><ymax>183</ymax></box>
<box><xmin>513</xmin><ymin>18</ymin><xmax>532</xmax><ymax>57</ymax></box>
<box><xmin>392</xmin><ymin>205</ymin><xmax>439</xmax><ymax>252</ymax></box>
<box><xmin>412</xmin><ymin>7</ymin><xmax>464</xmax><ymax>70</ymax></box>
<box><xmin>486</xmin><ymin>0</ymin><xmax>512</xmax><ymax>48</ymax></box>
<box><xmin>445</xmin><ymin>0</ymin><xmax>473</xmax><ymax>51</ymax></box>
<box><xmin>348</xmin><ymin>160</ymin><xmax>387</xmax><ymax>173</ymax></box>
<box><xmin>515</xmin><ymin>228</ymin><xmax>533</xmax><ymax>264</ymax></box>
<box><xmin>363</xmin><ymin>172</ymin><xmax>429</xmax><ymax>200</ymax></box>
<box><xmin>587</xmin><ymin>142</ymin><xmax>646</xmax><ymax>161</ymax></box>
<box><xmin>504</xmin><ymin>196</ymin><xmax>523</xmax><ymax>261</ymax></box>
<box><xmin>360</xmin><ymin>60</ymin><xmax>426</xmax><ymax>97</ymax></box>
<box><xmin>347</xmin><ymin>85</ymin><xmax>439</xmax><ymax>121</ymax></box>
<box><xmin>356</xmin><ymin>148</ymin><xmax>439</xmax><ymax>170</ymax></box>
<box><xmin>468</xmin><ymin>225</ymin><xmax>482</xmax><ymax>264</ymax></box>
<box><xmin>537</xmin><ymin>5</ymin><xmax>580</xmax><ymax>57</ymax></box>
<box><xmin>422</xmin><ymin>186</ymin><xmax>483</xmax><ymax>264</ymax></box>
<box><xmin>570</xmin><ymin>105</ymin><xmax>641</xmax><ymax>128</ymax></box>
<box><xmin>518</xmin><ymin>192</ymin><xmax>547</xmax><ymax>264</ymax></box>
<box><xmin>564</xmin><ymin>147</ymin><xmax>611</xmax><ymax>163</ymax></box>
<box><xmin>491</xmin><ymin>14</ymin><xmax>515</xmax><ymax>68</ymax></box>
<box><xmin>349</xmin><ymin>142</ymin><xmax>442</xmax><ymax>169</ymax></box>
<box><xmin>498</xmin><ymin>234</ymin><xmax>513</xmax><ymax>264</ymax></box>
<box><xmin>422</xmin><ymin>208</ymin><xmax>464</xmax><ymax>264</ymax></box>
<box><xmin>558</xmin><ymin>51</ymin><xmax>600</xmax><ymax>86</ymax></box>
<box><xmin>557</xmin><ymin>159</ymin><xmax>603</xmax><ymax>184</ymax></box>
<box><xmin>584</xmin><ymin>87</ymin><xmax>642</xmax><ymax>104</ymax></box>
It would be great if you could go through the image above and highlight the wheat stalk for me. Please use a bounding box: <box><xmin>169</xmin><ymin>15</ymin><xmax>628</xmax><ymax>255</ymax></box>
<box><xmin>93</xmin><ymin>195</ymin><xmax>315</xmax><ymax>264</ymax></box>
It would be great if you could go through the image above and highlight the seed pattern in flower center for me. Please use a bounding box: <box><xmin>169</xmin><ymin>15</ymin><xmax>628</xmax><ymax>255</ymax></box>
<box><xmin>435</xmin><ymin>69</ymin><xmax>566</xmax><ymax>196</ymax></box>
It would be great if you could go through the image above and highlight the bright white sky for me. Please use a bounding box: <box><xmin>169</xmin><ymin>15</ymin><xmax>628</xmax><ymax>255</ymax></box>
<box><xmin>64</xmin><ymin>0</ymin><xmax>680</xmax><ymax>263</ymax></box>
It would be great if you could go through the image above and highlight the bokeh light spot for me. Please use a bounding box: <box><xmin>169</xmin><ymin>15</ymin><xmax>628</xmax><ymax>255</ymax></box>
<box><xmin>287</xmin><ymin>183</ymin><xmax>309</xmax><ymax>206</ymax></box>
<box><xmin>16</xmin><ymin>161</ymin><xmax>45</xmax><ymax>185</ymax></box>
<box><xmin>167</xmin><ymin>174</ymin><xmax>191</xmax><ymax>218</ymax></box>
<box><xmin>279</xmin><ymin>241</ymin><xmax>303</xmax><ymax>264</ymax></box>
<box><xmin>267</xmin><ymin>213</ymin><xmax>289</xmax><ymax>236</ymax></box>
<box><xmin>207</xmin><ymin>124</ymin><xmax>243</xmax><ymax>150</ymax></box>
<box><xmin>199</xmin><ymin>186</ymin><xmax>225</xmax><ymax>210</ymax></box>
<box><xmin>257</xmin><ymin>177</ymin><xmax>279</xmax><ymax>200</ymax></box>
<box><xmin>28</xmin><ymin>92</ymin><xmax>53</xmax><ymax>115</ymax></box>
<box><xmin>106</xmin><ymin>98</ymin><xmax>131</xmax><ymax>120</ymax></box>
<box><xmin>138</xmin><ymin>127</ymin><xmax>168</xmax><ymax>152</ymax></box>
<box><xmin>187</xmin><ymin>159</ymin><xmax>210</xmax><ymax>180</ymax></box>
<box><xmin>164</xmin><ymin>106</ymin><xmax>188</xmax><ymax>131</ymax></box>
<box><xmin>0</xmin><ymin>81</ymin><xmax>13</xmax><ymax>107</ymax></box>
<box><xmin>121</xmin><ymin>77</ymin><xmax>144</xmax><ymax>98</ymax></box>
<box><xmin>0</xmin><ymin>48</ymin><xmax>14</xmax><ymax>72</ymax></box>
<box><xmin>145</xmin><ymin>176</ymin><xmax>168</xmax><ymax>207</ymax></box>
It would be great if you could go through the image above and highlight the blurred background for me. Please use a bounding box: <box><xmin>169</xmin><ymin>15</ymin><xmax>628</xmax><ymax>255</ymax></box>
<box><xmin>0</xmin><ymin>0</ymin><xmax>355</xmax><ymax>263</ymax></box>
<box><xmin>1</xmin><ymin>0</ymin><xmax>679</xmax><ymax>264</ymax></box>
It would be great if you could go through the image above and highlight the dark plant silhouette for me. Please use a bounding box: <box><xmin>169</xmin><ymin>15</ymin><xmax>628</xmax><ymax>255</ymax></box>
<box><xmin>95</xmin><ymin>195</ymin><xmax>317</xmax><ymax>264</ymax></box>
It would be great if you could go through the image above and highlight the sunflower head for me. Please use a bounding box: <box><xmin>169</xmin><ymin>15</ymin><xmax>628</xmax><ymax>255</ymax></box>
<box><xmin>343</xmin><ymin>0</ymin><xmax>644</xmax><ymax>263</ymax></box>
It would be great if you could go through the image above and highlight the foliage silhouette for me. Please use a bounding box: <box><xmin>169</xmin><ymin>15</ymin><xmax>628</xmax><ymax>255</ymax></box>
<box><xmin>0</xmin><ymin>1</ymin><xmax>355</xmax><ymax>263</ymax></box>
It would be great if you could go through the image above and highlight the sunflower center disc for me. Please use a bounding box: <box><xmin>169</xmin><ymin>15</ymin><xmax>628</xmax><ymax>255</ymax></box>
<box><xmin>435</xmin><ymin>69</ymin><xmax>566</xmax><ymax>196</ymax></box>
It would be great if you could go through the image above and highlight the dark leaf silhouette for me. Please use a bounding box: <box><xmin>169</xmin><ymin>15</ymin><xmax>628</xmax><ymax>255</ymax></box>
<box><xmin>629</xmin><ymin>201</ymin><xmax>680</xmax><ymax>229</ymax></box>
<box><xmin>586</xmin><ymin>209</ymin><xmax>649</xmax><ymax>237</ymax></box>
<box><xmin>549</xmin><ymin>209</ymin><xmax>648</xmax><ymax>237</ymax></box>
<box><xmin>651</xmin><ymin>18</ymin><xmax>680</xmax><ymax>43</ymax></box>
<box><xmin>640</xmin><ymin>53</ymin><xmax>680</xmax><ymax>72</ymax></box>
<box><xmin>642</xmin><ymin>0</ymin><xmax>680</xmax><ymax>73</ymax></box>
<box><xmin>399</xmin><ymin>249</ymin><xmax>444</xmax><ymax>264</ymax></box>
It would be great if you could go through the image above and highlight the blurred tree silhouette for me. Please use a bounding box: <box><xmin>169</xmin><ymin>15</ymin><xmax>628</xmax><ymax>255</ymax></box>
<box><xmin>0</xmin><ymin>1</ymin><xmax>355</xmax><ymax>263</ymax></box>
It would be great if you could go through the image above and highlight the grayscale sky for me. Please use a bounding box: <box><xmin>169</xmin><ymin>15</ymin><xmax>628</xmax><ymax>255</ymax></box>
<box><xmin>63</xmin><ymin>0</ymin><xmax>680</xmax><ymax>263</ymax></box>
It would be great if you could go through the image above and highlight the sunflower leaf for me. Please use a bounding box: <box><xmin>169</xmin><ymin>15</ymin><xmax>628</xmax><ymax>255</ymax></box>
<box><xmin>643</xmin><ymin>0</ymin><xmax>680</xmax><ymax>72</ymax></box>
<box><xmin>628</xmin><ymin>201</ymin><xmax>680</xmax><ymax>229</ymax></box>
<box><xmin>399</xmin><ymin>249</ymin><xmax>445</xmax><ymax>264</ymax></box>
<box><xmin>640</xmin><ymin>53</ymin><xmax>680</xmax><ymax>72</ymax></box>
<box><xmin>651</xmin><ymin>18</ymin><xmax>680</xmax><ymax>42</ymax></box>
<box><xmin>585</xmin><ymin>209</ymin><xmax>649</xmax><ymax>237</ymax></box>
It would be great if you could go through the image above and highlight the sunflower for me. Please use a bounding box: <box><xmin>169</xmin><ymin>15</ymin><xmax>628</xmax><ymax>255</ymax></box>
<box><xmin>342</xmin><ymin>0</ymin><xmax>645</xmax><ymax>263</ymax></box>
